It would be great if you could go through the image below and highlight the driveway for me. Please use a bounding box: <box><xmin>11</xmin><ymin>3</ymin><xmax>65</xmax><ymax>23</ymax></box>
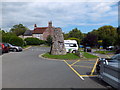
<box><xmin>2</xmin><ymin>46</ymin><xmax>110</xmax><ymax>89</ymax></box>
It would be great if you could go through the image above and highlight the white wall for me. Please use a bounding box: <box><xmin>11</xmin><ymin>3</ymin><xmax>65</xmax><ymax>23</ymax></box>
<box><xmin>32</xmin><ymin>34</ymin><xmax>43</xmax><ymax>40</ymax></box>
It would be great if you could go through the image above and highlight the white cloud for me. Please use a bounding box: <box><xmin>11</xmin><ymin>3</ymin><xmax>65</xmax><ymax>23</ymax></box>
<box><xmin>1</xmin><ymin>1</ymin><xmax>118</xmax><ymax>32</ymax></box>
<box><xmin>1</xmin><ymin>0</ymin><xmax>119</xmax><ymax>2</ymax></box>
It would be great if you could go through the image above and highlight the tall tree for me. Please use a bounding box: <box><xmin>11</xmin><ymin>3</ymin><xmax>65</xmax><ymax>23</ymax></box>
<box><xmin>82</xmin><ymin>33</ymin><xmax>98</xmax><ymax>47</ymax></box>
<box><xmin>10</xmin><ymin>24</ymin><xmax>28</xmax><ymax>36</ymax></box>
<box><xmin>68</xmin><ymin>28</ymin><xmax>83</xmax><ymax>40</ymax></box>
<box><xmin>97</xmin><ymin>25</ymin><xmax>117</xmax><ymax>48</ymax></box>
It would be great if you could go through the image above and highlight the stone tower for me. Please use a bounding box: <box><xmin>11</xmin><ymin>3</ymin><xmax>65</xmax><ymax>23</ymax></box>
<box><xmin>43</xmin><ymin>21</ymin><xmax>54</xmax><ymax>40</ymax></box>
<box><xmin>50</xmin><ymin>28</ymin><xmax>66</xmax><ymax>55</ymax></box>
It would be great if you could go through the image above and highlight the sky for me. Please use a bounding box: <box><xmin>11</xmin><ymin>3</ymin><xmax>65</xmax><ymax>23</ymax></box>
<box><xmin>1</xmin><ymin>0</ymin><xmax>119</xmax><ymax>33</ymax></box>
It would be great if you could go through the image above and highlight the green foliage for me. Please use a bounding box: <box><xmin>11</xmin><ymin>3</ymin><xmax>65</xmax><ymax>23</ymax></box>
<box><xmin>46</xmin><ymin>35</ymin><xmax>53</xmax><ymax>46</ymax></box>
<box><xmin>2</xmin><ymin>36</ymin><xmax>24</xmax><ymax>46</ymax></box>
<box><xmin>116</xmin><ymin>26</ymin><xmax>120</xmax><ymax>46</ymax></box>
<box><xmin>64</xmin><ymin>28</ymin><xmax>83</xmax><ymax>45</ymax></box>
<box><xmin>83</xmin><ymin>52</ymin><xmax>98</xmax><ymax>59</ymax></box>
<box><xmin>10</xmin><ymin>24</ymin><xmax>28</xmax><ymax>36</ymax></box>
<box><xmin>24</xmin><ymin>37</ymin><xmax>45</xmax><ymax>45</ymax></box>
<box><xmin>67</xmin><ymin>37</ymin><xmax>80</xmax><ymax>45</ymax></box>
<box><xmin>82</xmin><ymin>25</ymin><xmax>117</xmax><ymax>48</ymax></box>
<box><xmin>63</xmin><ymin>33</ymin><xmax>69</xmax><ymax>40</ymax></box>
<box><xmin>82</xmin><ymin>33</ymin><xmax>98</xmax><ymax>47</ymax></box>
<box><xmin>94</xmin><ymin>51</ymin><xmax>114</xmax><ymax>54</ymax></box>
<box><xmin>97</xmin><ymin>25</ymin><xmax>116</xmax><ymax>48</ymax></box>
<box><xmin>42</xmin><ymin>53</ymin><xmax>80</xmax><ymax>60</ymax></box>
<box><xmin>68</xmin><ymin>28</ymin><xmax>83</xmax><ymax>40</ymax></box>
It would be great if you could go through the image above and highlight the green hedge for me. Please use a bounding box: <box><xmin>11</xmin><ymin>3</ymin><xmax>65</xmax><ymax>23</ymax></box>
<box><xmin>24</xmin><ymin>37</ymin><xmax>45</xmax><ymax>45</ymax></box>
<box><xmin>67</xmin><ymin>37</ymin><xmax>80</xmax><ymax>45</ymax></box>
<box><xmin>2</xmin><ymin>36</ymin><xmax>24</xmax><ymax>46</ymax></box>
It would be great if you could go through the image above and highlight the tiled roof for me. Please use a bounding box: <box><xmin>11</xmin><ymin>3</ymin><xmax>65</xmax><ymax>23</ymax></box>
<box><xmin>24</xmin><ymin>30</ymin><xmax>33</xmax><ymax>36</ymax></box>
<box><xmin>32</xmin><ymin>27</ymin><xmax>48</xmax><ymax>34</ymax></box>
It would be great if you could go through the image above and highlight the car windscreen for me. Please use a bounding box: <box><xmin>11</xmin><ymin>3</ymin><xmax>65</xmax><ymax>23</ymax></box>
<box><xmin>65</xmin><ymin>43</ymin><xmax>77</xmax><ymax>47</ymax></box>
<box><xmin>111</xmin><ymin>54</ymin><xmax>120</xmax><ymax>60</ymax></box>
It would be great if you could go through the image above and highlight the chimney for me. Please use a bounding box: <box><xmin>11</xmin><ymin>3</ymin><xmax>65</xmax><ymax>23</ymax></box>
<box><xmin>34</xmin><ymin>24</ymin><xmax>37</xmax><ymax>28</ymax></box>
<box><xmin>48</xmin><ymin>21</ymin><xmax>52</xmax><ymax>27</ymax></box>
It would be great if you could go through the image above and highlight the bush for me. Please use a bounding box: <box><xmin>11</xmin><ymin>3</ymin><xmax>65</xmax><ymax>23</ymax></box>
<box><xmin>67</xmin><ymin>37</ymin><xmax>80</xmax><ymax>45</ymax></box>
<box><xmin>2</xmin><ymin>36</ymin><xmax>24</xmax><ymax>46</ymax></box>
<box><xmin>46</xmin><ymin>35</ymin><xmax>53</xmax><ymax>46</ymax></box>
<box><xmin>24</xmin><ymin>37</ymin><xmax>45</xmax><ymax>45</ymax></box>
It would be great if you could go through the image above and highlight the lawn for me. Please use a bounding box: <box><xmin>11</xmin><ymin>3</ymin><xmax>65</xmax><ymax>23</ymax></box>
<box><xmin>94</xmin><ymin>50</ymin><xmax>114</xmax><ymax>54</ymax></box>
<box><xmin>83</xmin><ymin>52</ymin><xmax>98</xmax><ymax>59</ymax></box>
<box><xmin>42</xmin><ymin>51</ymin><xmax>98</xmax><ymax>60</ymax></box>
<box><xmin>42</xmin><ymin>53</ymin><xmax>80</xmax><ymax>60</ymax></box>
<box><xmin>22</xmin><ymin>45</ymin><xmax>30</xmax><ymax>49</ymax></box>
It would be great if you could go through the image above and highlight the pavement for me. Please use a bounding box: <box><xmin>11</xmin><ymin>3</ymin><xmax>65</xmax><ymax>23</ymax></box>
<box><xmin>2</xmin><ymin>46</ymin><xmax>112</xmax><ymax>89</ymax></box>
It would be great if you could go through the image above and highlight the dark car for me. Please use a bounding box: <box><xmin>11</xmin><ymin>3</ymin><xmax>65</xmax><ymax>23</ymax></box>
<box><xmin>86</xmin><ymin>47</ymin><xmax>92</xmax><ymax>52</ymax></box>
<box><xmin>106</xmin><ymin>46</ymin><xmax>114</xmax><ymax>50</ymax></box>
<box><xmin>96</xmin><ymin>54</ymin><xmax>120</xmax><ymax>74</ymax></box>
<box><xmin>7</xmin><ymin>43</ymin><xmax>22</xmax><ymax>52</ymax></box>
<box><xmin>0</xmin><ymin>43</ymin><xmax>9</xmax><ymax>53</ymax></box>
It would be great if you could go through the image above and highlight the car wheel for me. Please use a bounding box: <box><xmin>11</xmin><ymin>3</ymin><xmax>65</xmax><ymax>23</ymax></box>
<box><xmin>72</xmin><ymin>50</ymin><xmax>76</xmax><ymax>53</ymax></box>
<box><xmin>13</xmin><ymin>48</ymin><xmax>17</xmax><ymax>52</ymax></box>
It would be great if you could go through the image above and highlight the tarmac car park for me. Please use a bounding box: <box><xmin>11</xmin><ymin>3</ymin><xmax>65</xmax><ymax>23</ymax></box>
<box><xmin>2</xmin><ymin>46</ymin><xmax>119</xmax><ymax>89</ymax></box>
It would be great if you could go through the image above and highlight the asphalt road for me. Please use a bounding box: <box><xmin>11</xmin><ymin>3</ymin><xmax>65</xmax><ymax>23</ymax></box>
<box><xmin>2</xmin><ymin>46</ymin><xmax>110</xmax><ymax>89</ymax></box>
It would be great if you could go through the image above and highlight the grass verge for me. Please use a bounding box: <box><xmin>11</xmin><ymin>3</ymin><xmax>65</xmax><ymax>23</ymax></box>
<box><xmin>42</xmin><ymin>53</ymin><xmax>80</xmax><ymax>60</ymax></box>
<box><xmin>83</xmin><ymin>52</ymin><xmax>98</xmax><ymax>59</ymax></box>
<box><xmin>94</xmin><ymin>51</ymin><xmax>114</xmax><ymax>54</ymax></box>
<box><xmin>22</xmin><ymin>45</ymin><xmax>30</xmax><ymax>49</ymax></box>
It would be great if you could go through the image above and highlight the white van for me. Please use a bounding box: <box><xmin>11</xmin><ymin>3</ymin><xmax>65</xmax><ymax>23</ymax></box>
<box><xmin>64</xmin><ymin>40</ymin><xmax>78</xmax><ymax>53</ymax></box>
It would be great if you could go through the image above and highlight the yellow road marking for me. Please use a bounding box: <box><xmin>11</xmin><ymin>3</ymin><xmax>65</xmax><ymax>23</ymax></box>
<box><xmin>73</xmin><ymin>65</ymin><xmax>92</xmax><ymax>69</ymax></box>
<box><xmin>64</xmin><ymin>60</ymin><xmax>84</xmax><ymax>80</ymax></box>
<box><xmin>106</xmin><ymin>55</ymin><xmax>110</xmax><ymax>58</ymax></box>
<box><xmin>90</xmin><ymin>58</ymin><xmax>99</xmax><ymax>75</ymax></box>
<box><xmin>81</xmin><ymin>75</ymin><xmax>97</xmax><ymax>77</ymax></box>
<box><xmin>70</xmin><ymin>60</ymin><xmax>80</xmax><ymax>66</ymax></box>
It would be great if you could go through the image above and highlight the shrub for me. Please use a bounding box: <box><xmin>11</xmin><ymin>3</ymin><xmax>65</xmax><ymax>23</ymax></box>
<box><xmin>67</xmin><ymin>37</ymin><xmax>80</xmax><ymax>45</ymax></box>
<box><xmin>2</xmin><ymin>36</ymin><xmax>24</xmax><ymax>46</ymax></box>
<box><xmin>24</xmin><ymin>37</ymin><xmax>45</xmax><ymax>45</ymax></box>
<box><xmin>46</xmin><ymin>35</ymin><xmax>53</xmax><ymax>46</ymax></box>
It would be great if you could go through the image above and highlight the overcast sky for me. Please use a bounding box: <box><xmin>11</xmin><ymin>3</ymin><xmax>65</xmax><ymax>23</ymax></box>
<box><xmin>1</xmin><ymin>0</ymin><xmax>119</xmax><ymax>33</ymax></box>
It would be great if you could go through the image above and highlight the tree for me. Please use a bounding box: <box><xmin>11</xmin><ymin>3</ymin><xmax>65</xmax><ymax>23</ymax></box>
<box><xmin>63</xmin><ymin>33</ymin><xmax>69</xmax><ymax>40</ymax></box>
<box><xmin>82</xmin><ymin>33</ymin><xmax>98</xmax><ymax>47</ymax></box>
<box><xmin>10</xmin><ymin>24</ymin><xmax>28</xmax><ymax>36</ymax></box>
<box><xmin>68</xmin><ymin>28</ymin><xmax>83</xmax><ymax>40</ymax></box>
<box><xmin>2</xmin><ymin>36</ymin><xmax>24</xmax><ymax>46</ymax></box>
<box><xmin>46</xmin><ymin>35</ymin><xmax>53</xmax><ymax>46</ymax></box>
<box><xmin>97</xmin><ymin>25</ymin><xmax>117</xmax><ymax>48</ymax></box>
<box><xmin>67</xmin><ymin>37</ymin><xmax>80</xmax><ymax>45</ymax></box>
<box><xmin>115</xmin><ymin>26</ymin><xmax>120</xmax><ymax>47</ymax></box>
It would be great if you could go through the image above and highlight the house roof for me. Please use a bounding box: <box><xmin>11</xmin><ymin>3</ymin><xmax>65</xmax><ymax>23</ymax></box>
<box><xmin>24</xmin><ymin>30</ymin><xmax>33</xmax><ymax>36</ymax></box>
<box><xmin>32</xmin><ymin>27</ymin><xmax>48</xmax><ymax>34</ymax></box>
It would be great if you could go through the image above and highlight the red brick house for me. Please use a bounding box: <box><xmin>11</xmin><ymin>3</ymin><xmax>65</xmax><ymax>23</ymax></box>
<box><xmin>23</xmin><ymin>21</ymin><xmax>55</xmax><ymax>40</ymax></box>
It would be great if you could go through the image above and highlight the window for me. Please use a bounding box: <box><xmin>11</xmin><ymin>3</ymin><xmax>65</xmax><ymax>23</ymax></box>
<box><xmin>65</xmin><ymin>43</ymin><xmax>69</xmax><ymax>47</ymax></box>
<box><xmin>65</xmin><ymin>43</ymin><xmax>77</xmax><ymax>47</ymax></box>
<box><xmin>69</xmin><ymin>44</ymin><xmax>77</xmax><ymax>47</ymax></box>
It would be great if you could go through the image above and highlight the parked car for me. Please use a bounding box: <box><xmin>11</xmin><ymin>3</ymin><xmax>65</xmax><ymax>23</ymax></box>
<box><xmin>7</xmin><ymin>43</ymin><xmax>22</xmax><ymax>52</ymax></box>
<box><xmin>106</xmin><ymin>46</ymin><xmax>114</xmax><ymax>50</ymax></box>
<box><xmin>0</xmin><ymin>43</ymin><xmax>9</xmax><ymax>53</ymax></box>
<box><xmin>85</xmin><ymin>47</ymin><xmax>91</xmax><ymax>52</ymax></box>
<box><xmin>96</xmin><ymin>54</ymin><xmax>120</xmax><ymax>89</ymax></box>
<box><xmin>96</xmin><ymin>54</ymin><xmax>120</xmax><ymax>74</ymax></box>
